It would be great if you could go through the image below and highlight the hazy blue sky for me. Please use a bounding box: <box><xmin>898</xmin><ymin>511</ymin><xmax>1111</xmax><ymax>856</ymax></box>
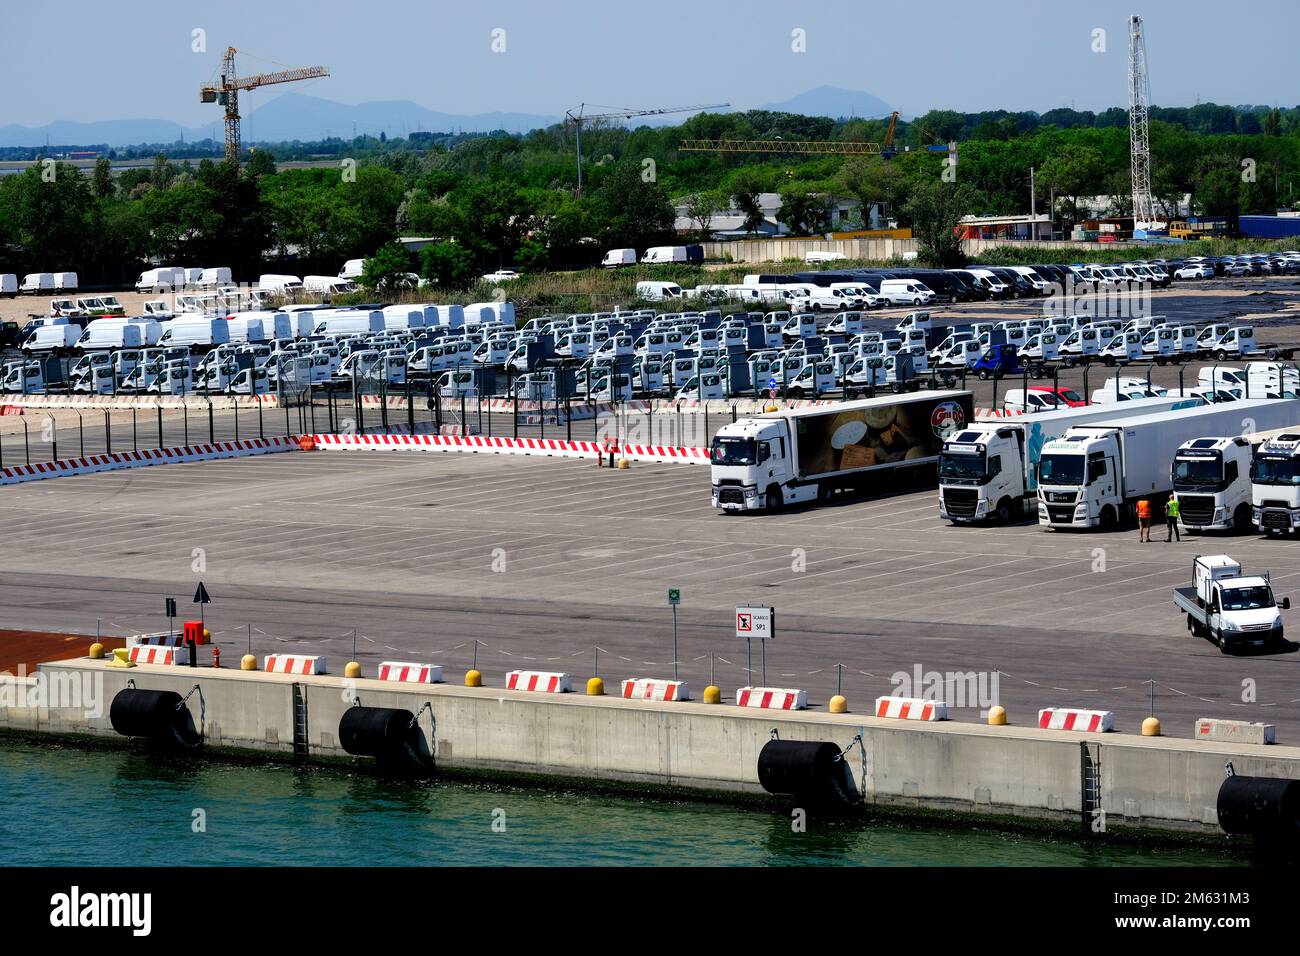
<box><xmin>2</xmin><ymin>0</ymin><xmax>1295</xmax><ymax>126</ymax></box>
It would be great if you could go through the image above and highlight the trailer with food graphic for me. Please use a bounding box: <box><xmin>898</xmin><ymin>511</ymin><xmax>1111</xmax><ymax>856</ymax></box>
<box><xmin>710</xmin><ymin>390</ymin><xmax>974</xmax><ymax>511</ymax></box>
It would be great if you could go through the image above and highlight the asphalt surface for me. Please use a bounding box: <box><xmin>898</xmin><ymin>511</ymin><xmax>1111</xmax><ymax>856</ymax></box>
<box><xmin>3</xmin><ymin>451</ymin><xmax>1300</xmax><ymax>739</ymax></box>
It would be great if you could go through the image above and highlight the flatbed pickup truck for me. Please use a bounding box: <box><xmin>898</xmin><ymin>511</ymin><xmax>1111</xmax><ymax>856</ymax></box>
<box><xmin>1173</xmin><ymin>554</ymin><xmax>1289</xmax><ymax>653</ymax></box>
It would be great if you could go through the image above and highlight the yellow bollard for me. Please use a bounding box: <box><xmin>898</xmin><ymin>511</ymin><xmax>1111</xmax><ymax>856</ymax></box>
<box><xmin>586</xmin><ymin>676</ymin><xmax>605</xmax><ymax>696</ymax></box>
<box><xmin>616</xmin><ymin>458</ymin><xmax>630</xmax><ymax>470</ymax></box>
<box><xmin>344</xmin><ymin>661</ymin><xmax>362</xmax><ymax>679</ymax></box>
<box><xmin>465</xmin><ymin>669</ymin><xmax>482</xmax><ymax>687</ymax></box>
<box><xmin>829</xmin><ymin>694</ymin><xmax>848</xmax><ymax>714</ymax></box>
<box><xmin>1142</xmin><ymin>716</ymin><xmax>1162</xmax><ymax>737</ymax></box>
<box><xmin>703</xmin><ymin>685</ymin><xmax>721</xmax><ymax>704</ymax></box>
<box><xmin>88</xmin><ymin>642</ymin><xmax>105</xmax><ymax>660</ymax></box>
<box><xmin>240</xmin><ymin>653</ymin><xmax>257</xmax><ymax>671</ymax></box>
<box><xmin>988</xmin><ymin>705</ymin><xmax>1008</xmax><ymax>725</ymax></box>
<box><xmin>106</xmin><ymin>648</ymin><xmax>135</xmax><ymax>668</ymax></box>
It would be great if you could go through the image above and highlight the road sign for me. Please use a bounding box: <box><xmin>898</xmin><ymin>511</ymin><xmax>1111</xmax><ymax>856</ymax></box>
<box><xmin>767</xmin><ymin>377</ymin><xmax>778</xmax><ymax>389</ymax></box>
<box><xmin>193</xmin><ymin>582</ymin><xmax>211</xmax><ymax>605</ymax></box>
<box><xmin>668</xmin><ymin>588</ymin><xmax>681</xmax><ymax>606</ymax></box>
<box><xmin>735</xmin><ymin>605</ymin><xmax>774</xmax><ymax>640</ymax></box>
<box><xmin>165</xmin><ymin>597</ymin><xmax>177</xmax><ymax>618</ymax></box>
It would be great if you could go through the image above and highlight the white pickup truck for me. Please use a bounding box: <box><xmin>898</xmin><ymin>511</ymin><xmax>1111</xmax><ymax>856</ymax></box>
<box><xmin>1173</xmin><ymin>555</ymin><xmax>1289</xmax><ymax>653</ymax></box>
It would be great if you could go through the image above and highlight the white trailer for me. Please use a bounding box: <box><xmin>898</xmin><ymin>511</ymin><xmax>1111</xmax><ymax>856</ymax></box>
<box><xmin>1036</xmin><ymin>399</ymin><xmax>1300</xmax><ymax>530</ymax></box>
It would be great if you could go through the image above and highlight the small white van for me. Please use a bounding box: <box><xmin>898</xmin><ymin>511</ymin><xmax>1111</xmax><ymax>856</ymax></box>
<box><xmin>312</xmin><ymin>310</ymin><xmax>385</xmax><ymax>336</ymax></box>
<box><xmin>157</xmin><ymin>317</ymin><xmax>232</xmax><ymax>350</ymax></box>
<box><xmin>20</xmin><ymin>273</ymin><xmax>55</xmax><ymax>295</ymax></box>
<box><xmin>77</xmin><ymin>318</ymin><xmax>145</xmax><ymax>351</ymax></box>
<box><xmin>303</xmin><ymin>275</ymin><xmax>358</xmax><ymax>295</ymax></box>
<box><xmin>23</xmin><ymin>324</ymin><xmax>80</xmax><ymax>355</ymax></box>
<box><xmin>223</xmin><ymin>316</ymin><xmax>267</xmax><ymax>344</ymax></box>
<box><xmin>259</xmin><ymin>274</ymin><xmax>303</xmax><ymax>295</ymax></box>
<box><xmin>641</xmin><ymin>246</ymin><xmax>687</xmax><ymax>265</ymax></box>
<box><xmin>54</xmin><ymin>272</ymin><xmax>79</xmax><ymax>292</ymax></box>
<box><xmin>602</xmin><ymin>248</ymin><xmax>637</xmax><ymax>268</ymax></box>
<box><xmin>136</xmin><ymin>267</ymin><xmax>186</xmax><ymax>293</ymax></box>
<box><xmin>338</xmin><ymin>258</ymin><xmax>366</xmax><ymax>280</ymax></box>
<box><xmin>199</xmin><ymin>267</ymin><xmax>232</xmax><ymax>288</ymax></box>
<box><xmin>0</xmin><ymin>274</ymin><xmax>17</xmax><ymax>298</ymax></box>
<box><xmin>636</xmin><ymin>281</ymin><xmax>684</xmax><ymax>301</ymax></box>
<box><xmin>879</xmin><ymin>278</ymin><xmax>935</xmax><ymax>306</ymax></box>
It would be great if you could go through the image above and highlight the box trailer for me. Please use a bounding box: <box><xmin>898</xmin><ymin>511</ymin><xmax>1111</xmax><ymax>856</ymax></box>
<box><xmin>710</xmin><ymin>390</ymin><xmax>974</xmax><ymax>511</ymax></box>
<box><xmin>1036</xmin><ymin>399</ymin><xmax>1300</xmax><ymax>529</ymax></box>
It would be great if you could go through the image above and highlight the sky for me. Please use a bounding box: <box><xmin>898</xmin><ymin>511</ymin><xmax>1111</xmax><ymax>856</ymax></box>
<box><xmin>1</xmin><ymin>0</ymin><xmax>1295</xmax><ymax>127</ymax></box>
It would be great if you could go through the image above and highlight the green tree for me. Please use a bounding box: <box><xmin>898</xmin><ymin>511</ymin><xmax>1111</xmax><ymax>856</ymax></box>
<box><xmin>836</xmin><ymin>158</ymin><xmax>907</xmax><ymax>227</ymax></box>
<box><xmin>360</xmin><ymin>241</ymin><xmax>413</xmax><ymax>291</ymax></box>
<box><xmin>904</xmin><ymin>177</ymin><xmax>977</xmax><ymax>268</ymax></box>
<box><xmin>1038</xmin><ymin>145</ymin><xmax>1105</xmax><ymax>223</ymax></box>
<box><xmin>776</xmin><ymin>190</ymin><xmax>832</xmax><ymax>235</ymax></box>
<box><xmin>593</xmin><ymin>162</ymin><xmax>675</xmax><ymax>249</ymax></box>
<box><xmin>680</xmin><ymin>189</ymin><xmax>726</xmax><ymax>236</ymax></box>
<box><xmin>420</xmin><ymin>241</ymin><xmax>477</xmax><ymax>290</ymax></box>
<box><xmin>92</xmin><ymin>158</ymin><xmax>115</xmax><ymax>199</ymax></box>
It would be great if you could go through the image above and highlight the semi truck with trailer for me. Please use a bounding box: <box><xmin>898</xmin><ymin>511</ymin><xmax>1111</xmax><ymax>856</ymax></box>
<box><xmin>1035</xmin><ymin>399</ymin><xmax>1300</xmax><ymax>530</ymax></box>
<box><xmin>938</xmin><ymin>395</ymin><xmax>1205</xmax><ymax>524</ymax></box>
<box><xmin>1252</xmin><ymin>431</ymin><xmax>1300</xmax><ymax>535</ymax></box>
<box><xmin>710</xmin><ymin>390</ymin><xmax>974</xmax><ymax>512</ymax></box>
<box><xmin>1173</xmin><ymin>555</ymin><xmax>1288</xmax><ymax>653</ymax></box>
<box><xmin>1171</xmin><ymin>427</ymin><xmax>1300</xmax><ymax>533</ymax></box>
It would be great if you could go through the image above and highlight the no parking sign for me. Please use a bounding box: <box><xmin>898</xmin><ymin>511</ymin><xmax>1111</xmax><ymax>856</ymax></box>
<box><xmin>735</xmin><ymin>605</ymin><xmax>774</xmax><ymax>640</ymax></box>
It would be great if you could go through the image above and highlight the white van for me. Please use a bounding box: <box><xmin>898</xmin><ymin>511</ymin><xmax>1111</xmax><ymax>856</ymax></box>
<box><xmin>879</xmin><ymin>278</ymin><xmax>935</xmax><ymax>306</ymax></box>
<box><xmin>602</xmin><ymin>248</ymin><xmax>637</xmax><ymax>268</ymax></box>
<box><xmin>199</xmin><ymin>267</ymin><xmax>232</xmax><ymax>288</ymax></box>
<box><xmin>23</xmin><ymin>324</ymin><xmax>80</xmax><ymax>355</ymax></box>
<box><xmin>54</xmin><ymin>272</ymin><xmax>79</xmax><ymax>293</ymax></box>
<box><xmin>641</xmin><ymin>246</ymin><xmax>687</xmax><ymax>265</ymax></box>
<box><xmin>380</xmin><ymin>306</ymin><xmax>426</xmax><ymax>331</ymax></box>
<box><xmin>20</xmin><ymin>273</ymin><xmax>55</xmax><ymax>295</ymax></box>
<box><xmin>136</xmin><ymin>266</ymin><xmax>185</xmax><ymax>293</ymax></box>
<box><xmin>312</xmin><ymin>310</ymin><xmax>385</xmax><ymax>336</ymax></box>
<box><xmin>227</xmin><ymin>310</ymin><xmax>293</xmax><ymax>342</ymax></box>
<box><xmin>223</xmin><ymin>316</ymin><xmax>267</xmax><ymax>344</ymax></box>
<box><xmin>303</xmin><ymin>275</ymin><xmax>358</xmax><ymax>295</ymax></box>
<box><xmin>157</xmin><ymin>317</ymin><xmax>232</xmax><ymax>350</ymax></box>
<box><xmin>637</xmin><ymin>281</ymin><xmax>684</xmax><ymax>301</ymax></box>
<box><xmin>0</xmin><ymin>274</ymin><xmax>16</xmax><ymax>298</ymax></box>
<box><xmin>463</xmin><ymin>301</ymin><xmax>516</xmax><ymax>328</ymax></box>
<box><xmin>259</xmin><ymin>274</ymin><xmax>303</xmax><ymax>295</ymax></box>
<box><xmin>424</xmin><ymin>305</ymin><xmax>465</xmax><ymax>329</ymax></box>
<box><xmin>339</xmin><ymin>258</ymin><xmax>366</xmax><ymax>280</ymax></box>
<box><xmin>78</xmin><ymin>319</ymin><xmax>145</xmax><ymax>351</ymax></box>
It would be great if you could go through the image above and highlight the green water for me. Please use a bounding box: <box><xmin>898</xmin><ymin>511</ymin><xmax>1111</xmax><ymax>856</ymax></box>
<box><xmin>0</xmin><ymin>742</ymin><xmax>1241</xmax><ymax>866</ymax></box>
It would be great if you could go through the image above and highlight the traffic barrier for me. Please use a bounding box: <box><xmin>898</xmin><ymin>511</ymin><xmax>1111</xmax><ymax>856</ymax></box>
<box><xmin>264</xmin><ymin>653</ymin><xmax>327</xmax><ymax>675</ymax></box>
<box><xmin>127</xmin><ymin>644</ymin><xmax>189</xmax><ymax>666</ymax></box>
<box><xmin>307</xmin><ymin>433</ymin><xmax>709</xmax><ymax>465</ymax></box>
<box><xmin>1196</xmin><ymin>717</ymin><xmax>1276</xmax><ymax>745</ymax></box>
<box><xmin>736</xmin><ymin>686</ymin><xmax>807</xmax><ymax>710</ymax></box>
<box><xmin>0</xmin><ymin>394</ymin><xmax>279</xmax><ymax>411</ymax></box>
<box><xmin>377</xmin><ymin>661</ymin><xmax>444</xmax><ymax>684</ymax></box>
<box><xmin>126</xmin><ymin>633</ymin><xmax>186</xmax><ymax>648</ymax></box>
<box><xmin>0</xmin><ymin>405</ymin><xmax>24</xmax><ymax>416</ymax></box>
<box><xmin>505</xmin><ymin>670</ymin><xmax>572</xmax><ymax>693</ymax></box>
<box><xmin>976</xmin><ymin>407</ymin><xmax>1025</xmax><ymax>420</ymax></box>
<box><xmin>1038</xmin><ymin>707</ymin><xmax>1115</xmax><ymax>732</ymax></box>
<box><xmin>621</xmin><ymin>677</ymin><xmax>689</xmax><ymax>702</ymax></box>
<box><xmin>874</xmin><ymin>695</ymin><xmax>948</xmax><ymax>721</ymax></box>
<box><xmin>0</xmin><ymin>436</ymin><xmax>300</xmax><ymax>485</ymax></box>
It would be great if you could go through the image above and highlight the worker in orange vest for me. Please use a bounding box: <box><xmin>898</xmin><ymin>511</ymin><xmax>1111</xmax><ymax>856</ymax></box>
<box><xmin>1136</xmin><ymin>497</ymin><xmax>1152</xmax><ymax>542</ymax></box>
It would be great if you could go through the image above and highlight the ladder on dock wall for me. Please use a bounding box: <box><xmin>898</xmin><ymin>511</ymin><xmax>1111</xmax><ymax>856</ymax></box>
<box><xmin>1080</xmin><ymin>741</ymin><xmax>1102</xmax><ymax>834</ymax></box>
<box><xmin>292</xmin><ymin>683</ymin><xmax>309</xmax><ymax>758</ymax></box>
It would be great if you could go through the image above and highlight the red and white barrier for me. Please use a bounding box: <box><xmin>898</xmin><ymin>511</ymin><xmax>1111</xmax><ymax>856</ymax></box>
<box><xmin>976</xmin><ymin>408</ymin><xmax>1026</xmax><ymax>420</ymax></box>
<box><xmin>127</xmin><ymin>644</ymin><xmax>189</xmax><ymax>665</ymax></box>
<box><xmin>621</xmin><ymin>677</ymin><xmax>689</xmax><ymax>702</ymax></box>
<box><xmin>0</xmin><ymin>405</ymin><xmax>24</xmax><ymax>416</ymax></box>
<box><xmin>736</xmin><ymin>686</ymin><xmax>807</xmax><ymax>710</ymax></box>
<box><xmin>1038</xmin><ymin>707</ymin><xmax>1114</xmax><ymax>733</ymax></box>
<box><xmin>2</xmin><ymin>394</ymin><xmax>278</xmax><ymax>410</ymax></box>
<box><xmin>875</xmin><ymin>696</ymin><xmax>949</xmax><ymax>721</ymax></box>
<box><xmin>264</xmin><ymin>653</ymin><xmax>327</xmax><ymax>675</ymax></box>
<box><xmin>0</xmin><ymin>436</ymin><xmax>299</xmax><ymax>485</ymax></box>
<box><xmin>308</xmin><ymin>433</ymin><xmax>709</xmax><ymax>466</ymax></box>
<box><xmin>1195</xmin><ymin>717</ymin><xmax>1275</xmax><ymax>745</ymax></box>
<box><xmin>505</xmin><ymin>670</ymin><xmax>572</xmax><ymax>693</ymax></box>
<box><xmin>377</xmin><ymin>661</ymin><xmax>443</xmax><ymax>684</ymax></box>
<box><xmin>126</xmin><ymin>633</ymin><xmax>186</xmax><ymax>648</ymax></box>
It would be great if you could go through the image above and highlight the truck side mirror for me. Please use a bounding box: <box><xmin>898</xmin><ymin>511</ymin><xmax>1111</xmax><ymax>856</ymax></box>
<box><xmin>1283</xmin><ymin>597</ymin><xmax>1291</xmax><ymax>610</ymax></box>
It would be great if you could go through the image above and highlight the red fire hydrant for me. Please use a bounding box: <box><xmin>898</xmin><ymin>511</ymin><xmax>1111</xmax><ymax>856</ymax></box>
<box><xmin>212</xmin><ymin>646</ymin><xmax>221</xmax><ymax>668</ymax></box>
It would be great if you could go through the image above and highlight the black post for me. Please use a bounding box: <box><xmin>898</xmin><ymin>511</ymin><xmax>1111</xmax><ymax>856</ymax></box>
<box><xmin>460</xmin><ymin>392</ymin><xmax>467</xmax><ymax>436</ymax></box>
<box><xmin>207</xmin><ymin>400</ymin><xmax>214</xmax><ymax>443</ymax></box>
<box><xmin>233</xmin><ymin>400</ymin><xmax>239</xmax><ymax>442</ymax></box>
<box><xmin>183</xmin><ymin>404</ymin><xmax>189</xmax><ymax>446</ymax></box>
<box><xmin>156</xmin><ymin>403</ymin><xmax>163</xmax><ymax>447</ymax></box>
<box><xmin>22</xmin><ymin>420</ymin><xmax>29</xmax><ymax>466</ymax></box>
<box><xmin>257</xmin><ymin>395</ymin><xmax>264</xmax><ymax>439</ymax></box>
<box><xmin>103</xmin><ymin>411</ymin><xmax>111</xmax><ymax>455</ymax></box>
<box><xmin>380</xmin><ymin>382</ymin><xmax>389</xmax><ymax>433</ymax></box>
<box><xmin>406</xmin><ymin>378</ymin><xmax>414</xmax><ymax>434</ymax></box>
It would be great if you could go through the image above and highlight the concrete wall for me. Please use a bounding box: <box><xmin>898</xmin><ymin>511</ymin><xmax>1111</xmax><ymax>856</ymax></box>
<box><xmin>704</xmin><ymin>237</ymin><xmax>1168</xmax><ymax>265</ymax></box>
<box><xmin>6</xmin><ymin>660</ymin><xmax>1299</xmax><ymax>835</ymax></box>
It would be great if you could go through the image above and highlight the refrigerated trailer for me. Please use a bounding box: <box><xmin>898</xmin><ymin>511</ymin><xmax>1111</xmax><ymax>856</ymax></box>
<box><xmin>1036</xmin><ymin>399</ymin><xmax>1300</xmax><ymax>530</ymax></box>
<box><xmin>938</xmin><ymin>395</ymin><xmax>1205</xmax><ymax>524</ymax></box>
<box><xmin>710</xmin><ymin>390</ymin><xmax>974</xmax><ymax>512</ymax></box>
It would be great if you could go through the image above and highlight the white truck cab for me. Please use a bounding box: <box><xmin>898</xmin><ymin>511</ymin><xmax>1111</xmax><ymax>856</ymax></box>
<box><xmin>1252</xmin><ymin>431</ymin><xmax>1300</xmax><ymax>534</ymax></box>
<box><xmin>1174</xmin><ymin>555</ymin><xmax>1288</xmax><ymax>653</ymax></box>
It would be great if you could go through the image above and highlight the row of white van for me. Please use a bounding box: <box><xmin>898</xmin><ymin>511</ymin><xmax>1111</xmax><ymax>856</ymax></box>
<box><xmin>1</xmin><ymin>273</ymin><xmax>79</xmax><ymax>296</ymax></box>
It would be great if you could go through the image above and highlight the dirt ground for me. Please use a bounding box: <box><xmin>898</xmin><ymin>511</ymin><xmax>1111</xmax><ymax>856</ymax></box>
<box><xmin>0</xmin><ymin>629</ymin><xmax>123</xmax><ymax>674</ymax></box>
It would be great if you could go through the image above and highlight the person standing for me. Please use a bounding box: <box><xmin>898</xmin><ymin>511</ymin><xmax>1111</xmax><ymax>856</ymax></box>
<box><xmin>1165</xmin><ymin>496</ymin><xmax>1181</xmax><ymax>542</ymax></box>
<box><xmin>1136</xmin><ymin>497</ymin><xmax>1151</xmax><ymax>542</ymax></box>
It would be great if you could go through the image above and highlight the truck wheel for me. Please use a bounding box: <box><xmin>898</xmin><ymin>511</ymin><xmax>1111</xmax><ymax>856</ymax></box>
<box><xmin>1103</xmin><ymin>355</ymin><xmax>1116</xmax><ymax>367</ymax></box>
<box><xmin>765</xmin><ymin>486</ymin><xmax>782</xmax><ymax>511</ymax></box>
<box><xmin>845</xmin><ymin>388</ymin><xmax>859</xmax><ymax>400</ymax></box>
<box><xmin>1030</xmin><ymin>365</ymin><xmax>1045</xmax><ymax>380</ymax></box>
<box><xmin>1215</xmin><ymin>350</ymin><xmax>1228</xmax><ymax>362</ymax></box>
<box><xmin>943</xmin><ymin>376</ymin><xmax>957</xmax><ymax>389</ymax></box>
<box><xmin>1233</xmin><ymin>504</ymin><xmax>1253</xmax><ymax>533</ymax></box>
<box><xmin>817</xmin><ymin>483</ymin><xmax>833</xmax><ymax>504</ymax></box>
<box><xmin>1217</xmin><ymin>631</ymin><xmax>1231</xmax><ymax>654</ymax></box>
<box><xmin>1099</xmin><ymin>506</ymin><xmax>1117</xmax><ymax>530</ymax></box>
<box><xmin>995</xmin><ymin>498</ymin><xmax>1012</xmax><ymax>523</ymax></box>
<box><xmin>891</xmin><ymin>382</ymin><xmax>903</xmax><ymax>394</ymax></box>
<box><xmin>977</xmin><ymin>369</ymin><xmax>989</xmax><ymax>381</ymax></box>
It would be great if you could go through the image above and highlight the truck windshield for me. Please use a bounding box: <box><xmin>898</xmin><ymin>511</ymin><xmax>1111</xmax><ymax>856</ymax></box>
<box><xmin>938</xmin><ymin>453</ymin><xmax>985</xmax><ymax>481</ymax></box>
<box><xmin>1220</xmin><ymin>586</ymin><xmax>1275</xmax><ymax>611</ymax></box>
<box><xmin>1172</xmin><ymin>457</ymin><xmax>1222</xmax><ymax>486</ymax></box>
<box><xmin>1253</xmin><ymin>458</ymin><xmax>1300</xmax><ymax>485</ymax></box>
<box><xmin>711</xmin><ymin>437</ymin><xmax>757</xmax><ymax>466</ymax></box>
<box><xmin>1038</xmin><ymin>453</ymin><xmax>1084</xmax><ymax>485</ymax></box>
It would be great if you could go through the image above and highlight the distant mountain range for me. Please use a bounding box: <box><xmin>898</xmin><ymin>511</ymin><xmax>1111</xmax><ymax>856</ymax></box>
<box><xmin>0</xmin><ymin>86</ymin><xmax>897</xmax><ymax>149</ymax></box>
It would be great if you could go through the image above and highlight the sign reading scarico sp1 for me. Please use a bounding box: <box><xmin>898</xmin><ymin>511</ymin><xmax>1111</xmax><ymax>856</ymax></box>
<box><xmin>735</xmin><ymin>605</ymin><xmax>774</xmax><ymax>640</ymax></box>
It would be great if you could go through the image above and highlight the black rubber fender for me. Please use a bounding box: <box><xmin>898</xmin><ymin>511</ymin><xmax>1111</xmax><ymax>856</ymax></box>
<box><xmin>109</xmin><ymin>688</ymin><xmax>202</xmax><ymax>752</ymax></box>
<box><xmin>1217</xmin><ymin>775</ymin><xmax>1300</xmax><ymax>836</ymax></box>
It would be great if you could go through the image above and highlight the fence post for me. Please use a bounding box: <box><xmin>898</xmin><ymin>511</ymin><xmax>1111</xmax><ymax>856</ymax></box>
<box><xmin>183</xmin><ymin>403</ymin><xmax>189</xmax><ymax>446</ymax></box>
<box><xmin>23</xmin><ymin>420</ymin><xmax>29</xmax><ymax>465</ymax></box>
<box><xmin>406</xmin><ymin>378</ymin><xmax>414</xmax><ymax>434</ymax></box>
<box><xmin>156</xmin><ymin>402</ymin><xmax>163</xmax><ymax>448</ymax></box>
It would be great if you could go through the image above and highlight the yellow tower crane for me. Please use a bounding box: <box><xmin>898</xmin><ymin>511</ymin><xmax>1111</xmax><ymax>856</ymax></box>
<box><xmin>201</xmin><ymin>47</ymin><xmax>329</xmax><ymax>163</ymax></box>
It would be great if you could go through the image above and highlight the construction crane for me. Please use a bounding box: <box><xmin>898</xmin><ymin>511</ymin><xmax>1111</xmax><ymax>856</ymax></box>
<box><xmin>1127</xmin><ymin>16</ymin><xmax>1157</xmax><ymax>230</ymax></box>
<box><xmin>201</xmin><ymin>47</ymin><xmax>329</xmax><ymax>163</ymax></box>
<box><xmin>565</xmin><ymin>102</ymin><xmax>729</xmax><ymax>195</ymax></box>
